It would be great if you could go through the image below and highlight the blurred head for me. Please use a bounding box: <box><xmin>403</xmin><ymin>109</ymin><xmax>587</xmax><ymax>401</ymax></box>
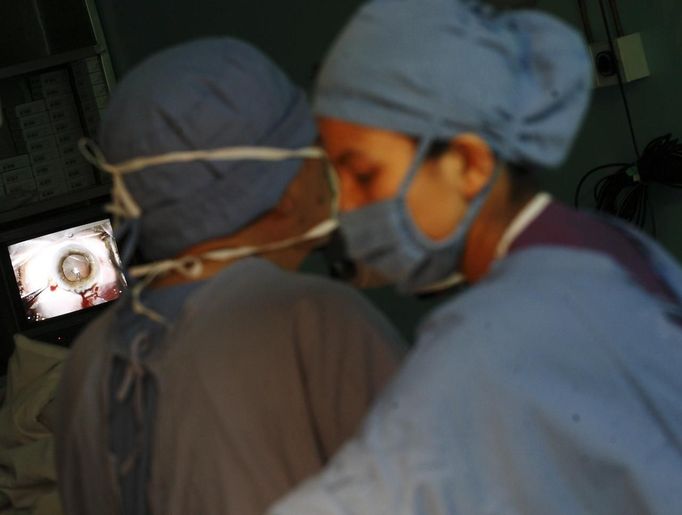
<box><xmin>98</xmin><ymin>38</ymin><xmax>326</xmax><ymax>262</ymax></box>
<box><xmin>189</xmin><ymin>155</ymin><xmax>336</xmax><ymax>271</ymax></box>
<box><xmin>319</xmin><ymin>121</ymin><xmax>504</xmax><ymax>242</ymax></box>
<box><xmin>314</xmin><ymin>0</ymin><xmax>593</xmax><ymax>290</ymax></box>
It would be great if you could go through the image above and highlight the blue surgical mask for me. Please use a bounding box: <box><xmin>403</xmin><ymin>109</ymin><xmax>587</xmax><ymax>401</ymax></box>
<box><xmin>339</xmin><ymin>137</ymin><xmax>497</xmax><ymax>294</ymax></box>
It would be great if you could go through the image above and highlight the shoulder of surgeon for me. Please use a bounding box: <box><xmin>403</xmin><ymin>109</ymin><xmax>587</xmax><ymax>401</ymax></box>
<box><xmin>189</xmin><ymin>257</ymin><xmax>406</xmax><ymax>348</ymax></box>
<box><xmin>412</xmin><ymin>249</ymin><xmax>620</xmax><ymax>360</ymax></box>
<box><xmin>412</xmin><ymin>245</ymin><xmax>680</xmax><ymax>381</ymax></box>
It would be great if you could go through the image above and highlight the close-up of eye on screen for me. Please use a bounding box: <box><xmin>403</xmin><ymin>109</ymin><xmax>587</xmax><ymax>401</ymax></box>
<box><xmin>8</xmin><ymin>219</ymin><xmax>127</xmax><ymax>322</ymax></box>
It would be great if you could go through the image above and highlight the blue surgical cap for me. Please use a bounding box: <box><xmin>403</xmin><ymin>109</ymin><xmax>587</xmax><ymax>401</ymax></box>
<box><xmin>100</xmin><ymin>38</ymin><xmax>316</xmax><ymax>260</ymax></box>
<box><xmin>315</xmin><ymin>0</ymin><xmax>593</xmax><ymax>169</ymax></box>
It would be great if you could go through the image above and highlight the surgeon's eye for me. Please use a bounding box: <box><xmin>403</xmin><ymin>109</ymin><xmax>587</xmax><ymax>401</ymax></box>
<box><xmin>334</xmin><ymin>166</ymin><xmax>382</xmax><ymax>210</ymax></box>
<box><xmin>353</xmin><ymin>169</ymin><xmax>378</xmax><ymax>187</ymax></box>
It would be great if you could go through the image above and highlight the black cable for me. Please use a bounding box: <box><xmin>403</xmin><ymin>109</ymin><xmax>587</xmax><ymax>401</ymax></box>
<box><xmin>638</xmin><ymin>134</ymin><xmax>682</xmax><ymax>186</ymax></box>
<box><xmin>594</xmin><ymin>173</ymin><xmax>616</xmax><ymax>204</ymax></box>
<box><xmin>597</xmin><ymin>0</ymin><xmax>640</xmax><ymax>160</ymax></box>
<box><xmin>635</xmin><ymin>187</ymin><xmax>646</xmax><ymax>227</ymax></box>
<box><xmin>617</xmin><ymin>185</ymin><xmax>641</xmax><ymax>221</ymax></box>
<box><xmin>649</xmin><ymin>195</ymin><xmax>657</xmax><ymax>236</ymax></box>
<box><xmin>574</xmin><ymin>163</ymin><xmax>629</xmax><ymax>206</ymax></box>
<box><xmin>576</xmin><ymin>0</ymin><xmax>595</xmax><ymax>43</ymax></box>
<box><xmin>576</xmin><ymin>133</ymin><xmax>682</xmax><ymax>231</ymax></box>
<box><xmin>607</xmin><ymin>0</ymin><xmax>626</xmax><ymax>37</ymax></box>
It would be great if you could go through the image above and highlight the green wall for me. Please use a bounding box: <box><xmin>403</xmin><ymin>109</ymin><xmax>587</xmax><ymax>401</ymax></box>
<box><xmin>536</xmin><ymin>0</ymin><xmax>682</xmax><ymax>260</ymax></box>
<box><xmin>93</xmin><ymin>0</ymin><xmax>364</xmax><ymax>91</ymax></box>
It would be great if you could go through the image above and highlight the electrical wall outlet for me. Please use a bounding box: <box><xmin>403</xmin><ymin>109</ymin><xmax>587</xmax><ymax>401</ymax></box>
<box><xmin>590</xmin><ymin>41</ymin><xmax>619</xmax><ymax>88</ymax></box>
<box><xmin>616</xmin><ymin>33</ymin><xmax>650</xmax><ymax>83</ymax></box>
<box><xmin>590</xmin><ymin>32</ymin><xmax>650</xmax><ymax>89</ymax></box>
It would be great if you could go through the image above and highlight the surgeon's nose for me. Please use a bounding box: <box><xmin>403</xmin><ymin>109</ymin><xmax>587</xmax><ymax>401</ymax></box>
<box><xmin>338</xmin><ymin>175</ymin><xmax>367</xmax><ymax>212</ymax></box>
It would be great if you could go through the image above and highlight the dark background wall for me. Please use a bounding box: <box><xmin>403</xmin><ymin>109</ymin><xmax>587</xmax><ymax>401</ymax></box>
<box><xmin>93</xmin><ymin>0</ymin><xmax>365</xmax><ymax>91</ymax></box>
<box><xmin>536</xmin><ymin>0</ymin><xmax>682</xmax><ymax>260</ymax></box>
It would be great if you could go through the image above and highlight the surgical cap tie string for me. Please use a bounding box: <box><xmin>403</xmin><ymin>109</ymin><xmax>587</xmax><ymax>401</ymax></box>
<box><xmin>79</xmin><ymin>138</ymin><xmax>327</xmax><ymax>220</ymax></box>
<box><xmin>78</xmin><ymin>138</ymin><xmax>338</xmax><ymax>325</ymax></box>
<box><xmin>79</xmin><ymin>138</ymin><xmax>143</xmax><ymax>220</ymax></box>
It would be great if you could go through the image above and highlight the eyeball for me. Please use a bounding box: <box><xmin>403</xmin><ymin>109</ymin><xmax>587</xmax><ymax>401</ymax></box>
<box><xmin>55</xmin><ymin>246</ymin><xmax>99</xmax><ymax>293</ymax></box>
<box><xmin>62</xmin><ymin>254</ymin><xmax>91</xmax><ymax>281</ymax></box>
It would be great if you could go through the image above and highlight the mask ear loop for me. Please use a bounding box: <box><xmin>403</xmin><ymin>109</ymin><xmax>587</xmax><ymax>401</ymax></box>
<box><xmin>125</xmin><ymin>218</ymin><xmax>339</xmax><ymax>323</ymax></box>
<box><xmin>391</xmin><ymin>131</ymin><xmax>504</xmax><ymax>292</ymax></box>
<box><xmin>397</xmin><ymin>136</ymin><xmax>436</xmax><ymax>199</ymax></box>
<box><xmin>183</xmin><ymin>218</ymin><xmax>339</xmax><ymax>266</ymax></box>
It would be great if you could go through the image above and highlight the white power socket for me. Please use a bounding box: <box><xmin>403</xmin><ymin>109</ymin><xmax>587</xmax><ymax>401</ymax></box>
<box><xmin>590</xmin><ymin>32</ymin><xmax>650</xmax><ymax>89</ymax></box>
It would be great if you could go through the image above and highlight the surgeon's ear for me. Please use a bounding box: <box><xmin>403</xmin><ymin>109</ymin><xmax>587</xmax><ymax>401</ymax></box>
<box><xmin>450</xmin><ymin>133</ymin><xmax>496</xmax><ymax>201</ymax></box>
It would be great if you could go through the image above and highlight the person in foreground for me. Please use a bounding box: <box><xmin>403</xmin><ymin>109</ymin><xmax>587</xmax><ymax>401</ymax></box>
<box><xmin>268</xmin><ymin>1</ymin><xmax>682</xmax><ymax>514</ymax></box>
<box><xmin>55</xmin><ymin>38</ymin><xmax>404</xmax><ymax>515</ymax></box>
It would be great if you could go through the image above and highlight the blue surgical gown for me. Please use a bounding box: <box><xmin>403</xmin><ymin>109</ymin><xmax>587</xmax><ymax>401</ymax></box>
<box><xmin>269</xmin><ymin>234</ymin><xmax>682</xmax><ymax>514</ymax></box>
<box><xmin>56</xmin><ymin>258</ymin><xmax>404</xmax><ymax>515</ymax></box>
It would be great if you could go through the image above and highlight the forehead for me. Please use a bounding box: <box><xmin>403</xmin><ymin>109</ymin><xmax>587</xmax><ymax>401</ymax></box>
<box><xmin>317</xmin><ymin>118</ymin><xmax>416</xmax><ymax>165</ymax></box>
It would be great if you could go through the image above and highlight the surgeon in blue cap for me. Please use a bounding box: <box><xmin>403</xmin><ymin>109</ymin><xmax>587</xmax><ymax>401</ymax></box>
<box><xmin>269</xmin><ymin>1</ymin><xmax>682</xmax><ymax>514</ymax></box>
<box><xmin>55</xmin><ymin>38</ymin><xmax>404</xmax><ymax>515</ymax></box>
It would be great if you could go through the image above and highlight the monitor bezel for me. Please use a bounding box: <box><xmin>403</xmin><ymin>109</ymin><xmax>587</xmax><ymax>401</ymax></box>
<box><xmin>0</xmin><ymin>204</ymin><xmax>125</xmax><ymax>332</ymax></box>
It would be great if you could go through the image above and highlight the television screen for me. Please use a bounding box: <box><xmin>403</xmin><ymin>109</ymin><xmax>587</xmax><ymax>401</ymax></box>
<box><xmin>8</xmin><ymin>219</ymin><xmax>126</xmax><ymax>322</ymax></box>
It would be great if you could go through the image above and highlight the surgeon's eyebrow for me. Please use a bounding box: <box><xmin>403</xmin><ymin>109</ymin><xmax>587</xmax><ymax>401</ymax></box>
<box><xmin>335</xmin><ymin>150</ymin><xmax>363</xmax><ymax>167</ymax></box>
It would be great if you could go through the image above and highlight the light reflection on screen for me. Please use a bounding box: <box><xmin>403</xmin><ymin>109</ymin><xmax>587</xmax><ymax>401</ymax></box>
<box><xmin>8</xmin><ymin>219</ymin><xmax>127</xmax><ymax>322</ymax></box>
